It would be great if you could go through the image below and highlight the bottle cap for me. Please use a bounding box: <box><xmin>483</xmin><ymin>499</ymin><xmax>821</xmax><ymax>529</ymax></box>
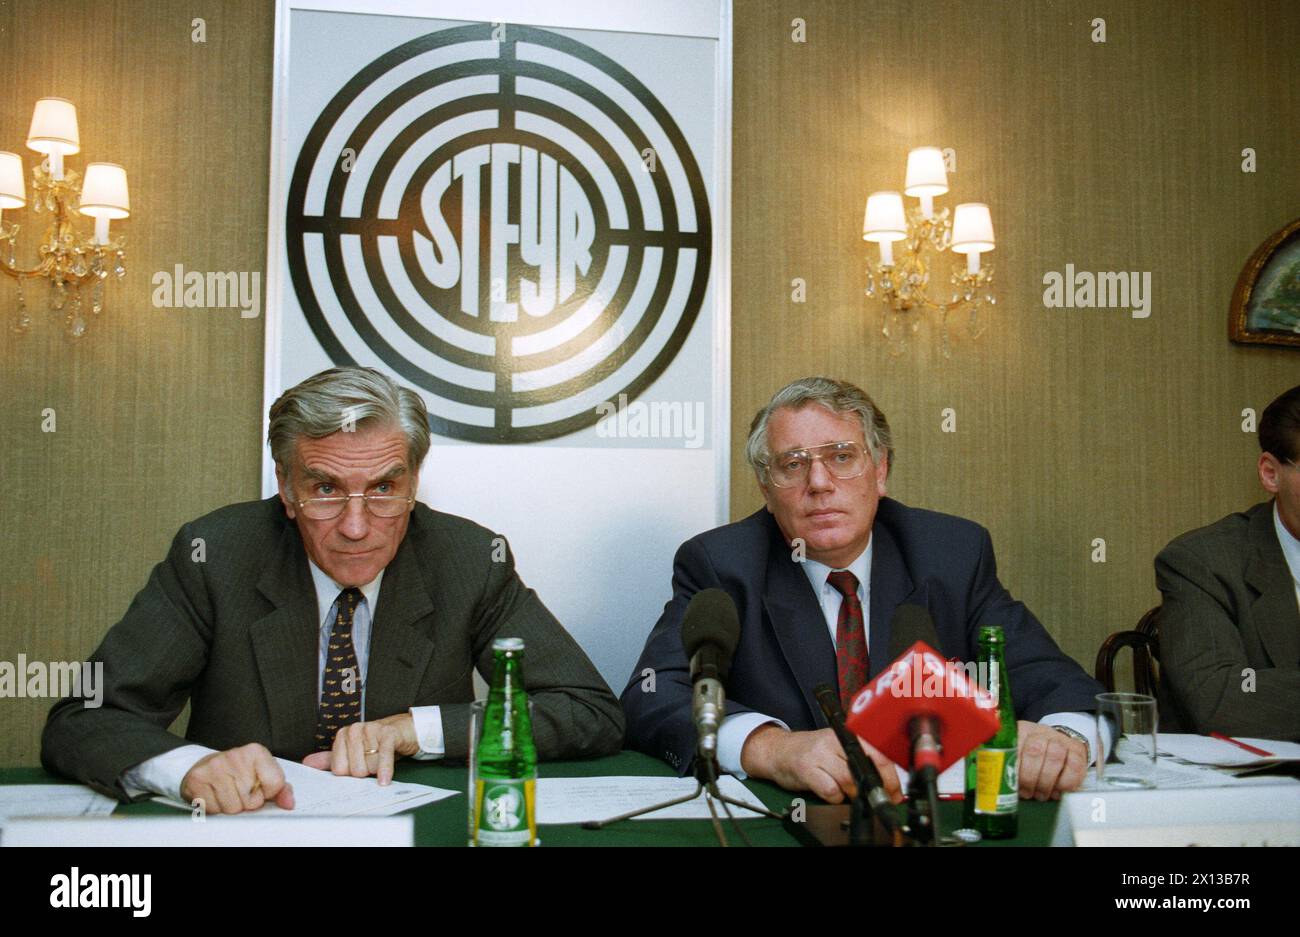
<box><xmin>492</xmin><ymin>637</ymin><xmax>526</xmax><ymax>653</ymax></box>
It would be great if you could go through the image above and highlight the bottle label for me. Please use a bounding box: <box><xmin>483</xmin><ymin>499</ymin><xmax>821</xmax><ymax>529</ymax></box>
<box><xmin>473</xmin><ymin>778</ymin><xmax>536</xmax><ymax>846</ymax></box>
<box><xmin>970</xmin><ymin>747</ymin><xmax>1018</xmax><ymax>815</ymax></box>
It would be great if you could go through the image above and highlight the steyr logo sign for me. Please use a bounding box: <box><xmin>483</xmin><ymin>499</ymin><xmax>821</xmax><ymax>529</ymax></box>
<box><xmin>286</xmin><ymin>23</ymin><xmax>712</xmax><ymax>442</ymax></box>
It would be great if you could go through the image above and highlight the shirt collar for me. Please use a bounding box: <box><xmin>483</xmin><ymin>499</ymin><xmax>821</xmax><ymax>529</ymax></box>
<box><xmin>1273</xmin><ymin>502</ymin><xmax>1300</xmax><ymax>589</ymax></box>
<box><xmin>801</xmin><ymin>536</ymin><xmax>873</xmax><ymax>597</ymax></box>
<box><xmin>306</xmin><ymin>559</ymin><xmax>384</xmax><ymax>629</ymax></box>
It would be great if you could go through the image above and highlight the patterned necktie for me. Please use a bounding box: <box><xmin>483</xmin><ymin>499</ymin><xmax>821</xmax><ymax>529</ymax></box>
<box><xmin>315</xmin><ymin>587</ymin><xmax>364</xmax><ymax>752</ymax></box>
<box><xmin>827</xmin><ymin>570</ymin><xmax>868</xmax><ymax>710</ymax></box>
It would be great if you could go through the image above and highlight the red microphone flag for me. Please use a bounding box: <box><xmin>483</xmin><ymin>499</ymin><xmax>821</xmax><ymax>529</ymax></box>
<box><xmin>844</xmin><ymin>640</ymin><xmax>1001</xmax><ymax>773</ymax></box>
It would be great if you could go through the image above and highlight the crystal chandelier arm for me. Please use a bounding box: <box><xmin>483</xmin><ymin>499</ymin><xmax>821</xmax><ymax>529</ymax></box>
<box><xmin>0</xmin><ymin>248</ymin><xmax>57</xmax><ymax>279</ymax></box>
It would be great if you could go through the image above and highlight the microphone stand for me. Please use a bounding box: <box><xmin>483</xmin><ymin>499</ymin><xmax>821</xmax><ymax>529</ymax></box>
<box><xmin>813</xmin><ymin>685</ymin><xmax>902</xmax><ymax>847</ymax></box>
<box><xmin>905</xmin><ymin>769</ymin><xmax>940</xmax><ymax>846</ymax></box>
<box><xmin>847</xmin><ymin>784</ymin><xmax>872</xmax><ymax>847</ymax></box>
<box><xmin>905</xmin><ymin>715</ymin><xmax>944</xmax><ymax>846</ymax></box>
<box><xmin>582</xmin><ymin>750</ymin><xmax>786</xmax><ymax>843</ymax></box>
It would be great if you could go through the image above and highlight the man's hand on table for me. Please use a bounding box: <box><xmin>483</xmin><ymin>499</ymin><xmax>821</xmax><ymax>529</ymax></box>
<box><xmin>181</xmin><ymin>743</ymin><xmax>295</xmax><ymax>815</ymax></box>
<box><xmin>739</xmin><ymin>724</ymin><xmax>905</xmax><ymax>804</ymax></box>
<box><xmin>301</xmin><ymin>712</ymin><xmax>421</xmax><ymax>785</ymax></box>
<box><xmin>1016</xmin><ymin>720</ymin><xmax>1088</xmax><ymax>800</ymax></box>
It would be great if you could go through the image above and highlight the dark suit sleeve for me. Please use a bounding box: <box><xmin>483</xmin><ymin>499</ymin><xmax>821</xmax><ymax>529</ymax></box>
<box><xmin>620</xmin><ymin>537</ymin><xmax>757</xmax><ymax>776</ymax></box>
<box><xmin>966</xmin><ymin>528</ymin><xmax>1104</xmax><ymax>720</ymax></box>
<box><xmin>41</xmin><ymin>523</ymin><xmax>212</xmax><ymax>801</ymax></box>
<box><xmin>1156</xmin><ymin>541</ymin><xmax>1300</xmax><ymax>740</ymax></box>
<box><xmin>436</xmin><ymin>537</ymin><xmax>624</xmax><ymax>761</ymax></box>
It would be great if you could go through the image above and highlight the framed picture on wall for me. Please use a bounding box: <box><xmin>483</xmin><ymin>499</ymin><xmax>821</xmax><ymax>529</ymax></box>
<box><xmin>1229</xmin><ymin>216</ymin><xmax>1300</xmax><ymax>348</ymax></box>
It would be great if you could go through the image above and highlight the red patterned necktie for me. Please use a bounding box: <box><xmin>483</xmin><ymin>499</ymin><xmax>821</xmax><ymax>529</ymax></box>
<box><xmin>827</xmin><ymin>570</ymin><xmax>868</xmax><ymax>710</ymax></box>
<box><xmin>315</xmin><ymin>587</ymin><xmax>364</xmax><ymax>752</ymax></box>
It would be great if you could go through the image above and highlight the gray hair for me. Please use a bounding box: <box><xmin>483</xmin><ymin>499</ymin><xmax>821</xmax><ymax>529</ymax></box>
<box><xmin>745</xmin><ymin>376</ymin><xmax>894</xmax><ymax>481</ymax></box>
<box><xmin>267</xmin><ymin>366</ymin><xmax>431</xmax><ymax>475</ymax></box>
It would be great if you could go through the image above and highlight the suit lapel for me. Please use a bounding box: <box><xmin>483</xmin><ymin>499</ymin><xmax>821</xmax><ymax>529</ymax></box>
<box><xmin>761</xmin><ymin>516</ymin><xmax>837</xmax><ymax>727</ymax></box>
<box><xmin>867</xmin><ymin>519</ymin><xmax>916</xmax><ymax>676</ymax></box>
<box><xmin>1244</xmin><ymin>503</ymin><xmax>1300</xmax><ymax>668</ymax></box>
<box><xmin>364</xmin><ymin>527</ymin><xmax>438</xmax><ymax>719</ymax></box>
<box><xmin>250</xmin><ymin>523</ymin><xmax>321</xmax><ymax>756</ymax></box>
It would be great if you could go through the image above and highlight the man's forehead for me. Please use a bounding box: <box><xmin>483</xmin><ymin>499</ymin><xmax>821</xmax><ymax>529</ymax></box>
<box><xmin>294</xmin><ymin>428</ymin><xmax>410</xmax><ymax>473</ymax></box>
<box><xmin>769</xmin><ymin>404</ymin><xmax>865</xmax><ymax>450</ymax></box>
<box><xmin>299</xmin><ymin>460</ymin><xmax>408</xmax><ymax>481</ymax></box>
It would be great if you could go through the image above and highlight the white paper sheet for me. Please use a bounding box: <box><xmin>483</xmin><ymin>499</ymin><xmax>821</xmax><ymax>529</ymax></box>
<box><xmin>1156</xmin><ymin>733</ymin><xmax>1300</xmax><ymax>767</ymax></box>
<box><xmin>1081</xmin><ymin>754</ymin><xmax>1300</xmax><ymax>791</ymax></box>
<box><xmin>895</xmin><ymin>747</ymin><xmax>1299</xmax><ymax>798</ymax></box>
<box><xmin>896</xmin><ymin>762</ymin><xmax>966</xmax><ymax>796</ymax></box>
<box><xmin>535</xmin><ymin>776</ymin><xmax>771</xmax><ymax>824</ymax></box>
<box><xmin>0</xmin><ymin>785</ymin><xmax>118</xmax><ymax>821</ymax></box>
<box><xmin>153</xmin><ymin>758</ymin><xmax>457</xmax><ymax>817</ymax></box>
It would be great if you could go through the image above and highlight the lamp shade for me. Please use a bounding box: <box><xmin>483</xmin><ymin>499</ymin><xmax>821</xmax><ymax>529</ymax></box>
<box><xmin>951</xmin><ymin>202</ymin><xmax>995</xmax><ymax>253</ymax></box>
<box><xmin>0</xmin><ymin>151</ymin><xmax>26</xmax><ymax>209</ymax></box>
<box><xmin>863</xmin><ymin>191</ymin><xmax>907</xmax><ymax>242</ymax></box>
<box><xmin>26</xmin><ymin>98</ymin><xmax>81</xmax><ymax>155</ymax></box>
<box><xmin>79</xmin><ymin>163</ymin><xmax>130</xmax><ymax>219</ymax></box>
<box><xmin>904</xmin><ymin>146</ymin><xmax>948</xmax><ymax>198</ymax></box>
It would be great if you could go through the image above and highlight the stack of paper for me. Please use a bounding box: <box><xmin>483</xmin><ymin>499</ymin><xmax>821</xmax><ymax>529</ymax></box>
<box><xmin>154</xmin><ymin>758</ymin><xmax>457</xmax><ymax>817</ymax></box>
<box><xmin>1157</xmin><ymin>734</ymin><xmax>1300</xmax><ymax>769</ymax></box>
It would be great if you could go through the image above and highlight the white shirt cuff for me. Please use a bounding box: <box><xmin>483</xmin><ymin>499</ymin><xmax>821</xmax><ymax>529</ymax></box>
<box><xmin>1040</xmin><ymin>711</ymin><xmax>1110</xmax><ymax>765</ymax></box>
<box><xmin>717</xmin><ymin>712</ymin><xmax>789</xmax><ymax>778</ymax></box>
<box><xmin>120</xmin><ymin>744</ymin><xmax>217</xmax><ymax>802</ymax></box>
<box><xmin>409</xmin><ymin>705</ymin><xmax>445</xmax><ymax>760</ymax></box>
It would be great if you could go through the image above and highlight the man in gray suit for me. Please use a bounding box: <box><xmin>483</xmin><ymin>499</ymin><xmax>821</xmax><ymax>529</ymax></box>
<box><xmin>42</xmin><ymin>367</ymin><xmax>623</xmax><ymax>814</ymax></box>
<box><xmin>1156</xmin><ymin>383</ymin><xmax>1300</xmax><ymax>741</ymax></box>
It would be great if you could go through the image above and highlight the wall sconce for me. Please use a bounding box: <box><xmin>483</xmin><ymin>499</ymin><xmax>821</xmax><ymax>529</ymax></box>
<box><xmin>1</xmin><ymin>98</ymin><xmax>131</xmax><ymax>339</ymax></box>
<box><xmin>863</xmin><ymin>146</ymin><xmax>995</xmax><ymax>357</ymax></box>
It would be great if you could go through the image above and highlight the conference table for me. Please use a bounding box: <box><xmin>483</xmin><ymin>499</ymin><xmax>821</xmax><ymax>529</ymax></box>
<box><xmin>0</xmin><ymin>751</ymin><xmax>1062</xmax><ymax>846</ymax></box>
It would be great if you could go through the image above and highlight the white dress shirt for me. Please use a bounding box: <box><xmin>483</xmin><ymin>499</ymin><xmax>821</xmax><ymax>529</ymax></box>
<box><xmin>715</xmin><ymin>538</ymin><xmax>1106</xmax><ymax>778</ymax></box>
<box><xmin>1273</xmin><ymin>502</ymin><xmax>1300</xmax><ymax>614</ymax></box>
<box><xmin>120</xmin><ymin>559</ymin><xmax>445</xmax><ymax>802</ymax></box>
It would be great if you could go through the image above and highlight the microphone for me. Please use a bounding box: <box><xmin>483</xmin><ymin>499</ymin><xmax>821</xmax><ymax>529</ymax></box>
<box><xmin>845</xmin><ymin>604</ymin><xmax>999</xmax><ymax>773</ymax></box>
<box><xmin>814</xmin><ymin>683</ymin><xmax>900</xmax><ymax>833</ymax></box>
<box><xmin>889</xmin><ymin>605</ymin><xmax>946</xmax><ymax>782</ymax></box>
<box><xmin>844</xmin><ymin>603</ymin><xmax>998</xmax><ymax>844</ymax></box>
<box><xmin>680</xmin><ymin>589</ymin><xmax>741</xmax><ymax>761</ymax></box>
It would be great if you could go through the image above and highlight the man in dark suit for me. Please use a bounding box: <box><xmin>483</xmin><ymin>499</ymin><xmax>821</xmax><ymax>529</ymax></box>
<box><xmin>623</xmin><ymin>376</ymin><xmax>1104</xmax><ymax>804</ymax></box>
<box><xmin>1155</xmin><ymin>383</ymin><xmax>1300</xmax><ymax>740</ymax></box>
<box><xmin>42</xmin><ymin>367</ymin><xmax>623</xmax><ymax>813</ymax></box>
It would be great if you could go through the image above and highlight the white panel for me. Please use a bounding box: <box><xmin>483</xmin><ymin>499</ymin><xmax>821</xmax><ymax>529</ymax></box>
<box><xmin>265</xmin><ymin>1</ymin><xmax>733</xmax><ymax>691</ymax></box>
<box><xmin>2</xmin><ymin>817</ymin><xmax>414</xmax><ymax>847</ymax></box>
<box><xmin>419</xmin><ymin>448</ymin><xmax>717</xmax><ymax>685</ymax></box>
<box><xmin>288</xmin><ymin>0</ymin><xmax>722</xmax><ymax>39</ymax></box>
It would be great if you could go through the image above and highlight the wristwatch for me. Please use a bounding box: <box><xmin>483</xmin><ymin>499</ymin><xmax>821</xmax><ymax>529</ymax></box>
<box><xmin>1052</xmin><ymin>725</ymin><xmax>1092</xmax><ymax>761</ymax></box>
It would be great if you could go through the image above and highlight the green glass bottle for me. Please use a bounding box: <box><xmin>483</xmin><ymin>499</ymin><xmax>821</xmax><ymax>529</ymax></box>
<box><xmin>963</xmin><ymin>625</ymin><xmax>1019</xmax><ymax>839</ymax></box>
<box><xmin>471</xmin><ymin>637</ymin><xmax>538</xmax><ymax>847</ymax></box>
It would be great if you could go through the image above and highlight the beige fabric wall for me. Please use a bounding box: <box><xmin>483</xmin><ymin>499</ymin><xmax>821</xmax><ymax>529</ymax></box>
<box><xmin>0</xmin><ymin>0</ymin><xmax>1296</xmax><ymax>766</ymax></box>
<box><xmin>730</xmin><ymin>0</ymin><xmax>1299</xmax><ymax>677</ymax></box>
<box><xmin>0</xmin><ymin>1</ymin><xmax>273</xmax><ymax>766</ymax></box>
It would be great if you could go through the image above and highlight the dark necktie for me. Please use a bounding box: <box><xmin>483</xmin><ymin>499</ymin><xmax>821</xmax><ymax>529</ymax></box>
<box><xmin>315</xmin><ymin>587</ymin><xmax>364</xmax><ymax>752</ymax></box>
<box><xmin>827</xmin><ymin>570</ymin><xmax>868</xmax><ymax>709</ymax></box>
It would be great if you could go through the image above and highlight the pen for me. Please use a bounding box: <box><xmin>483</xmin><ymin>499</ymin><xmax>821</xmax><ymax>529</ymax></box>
<box><xmin>1209</xmin><ymin>732</ymin><xmax>1273</xmax><ymax>757</ymax></box>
